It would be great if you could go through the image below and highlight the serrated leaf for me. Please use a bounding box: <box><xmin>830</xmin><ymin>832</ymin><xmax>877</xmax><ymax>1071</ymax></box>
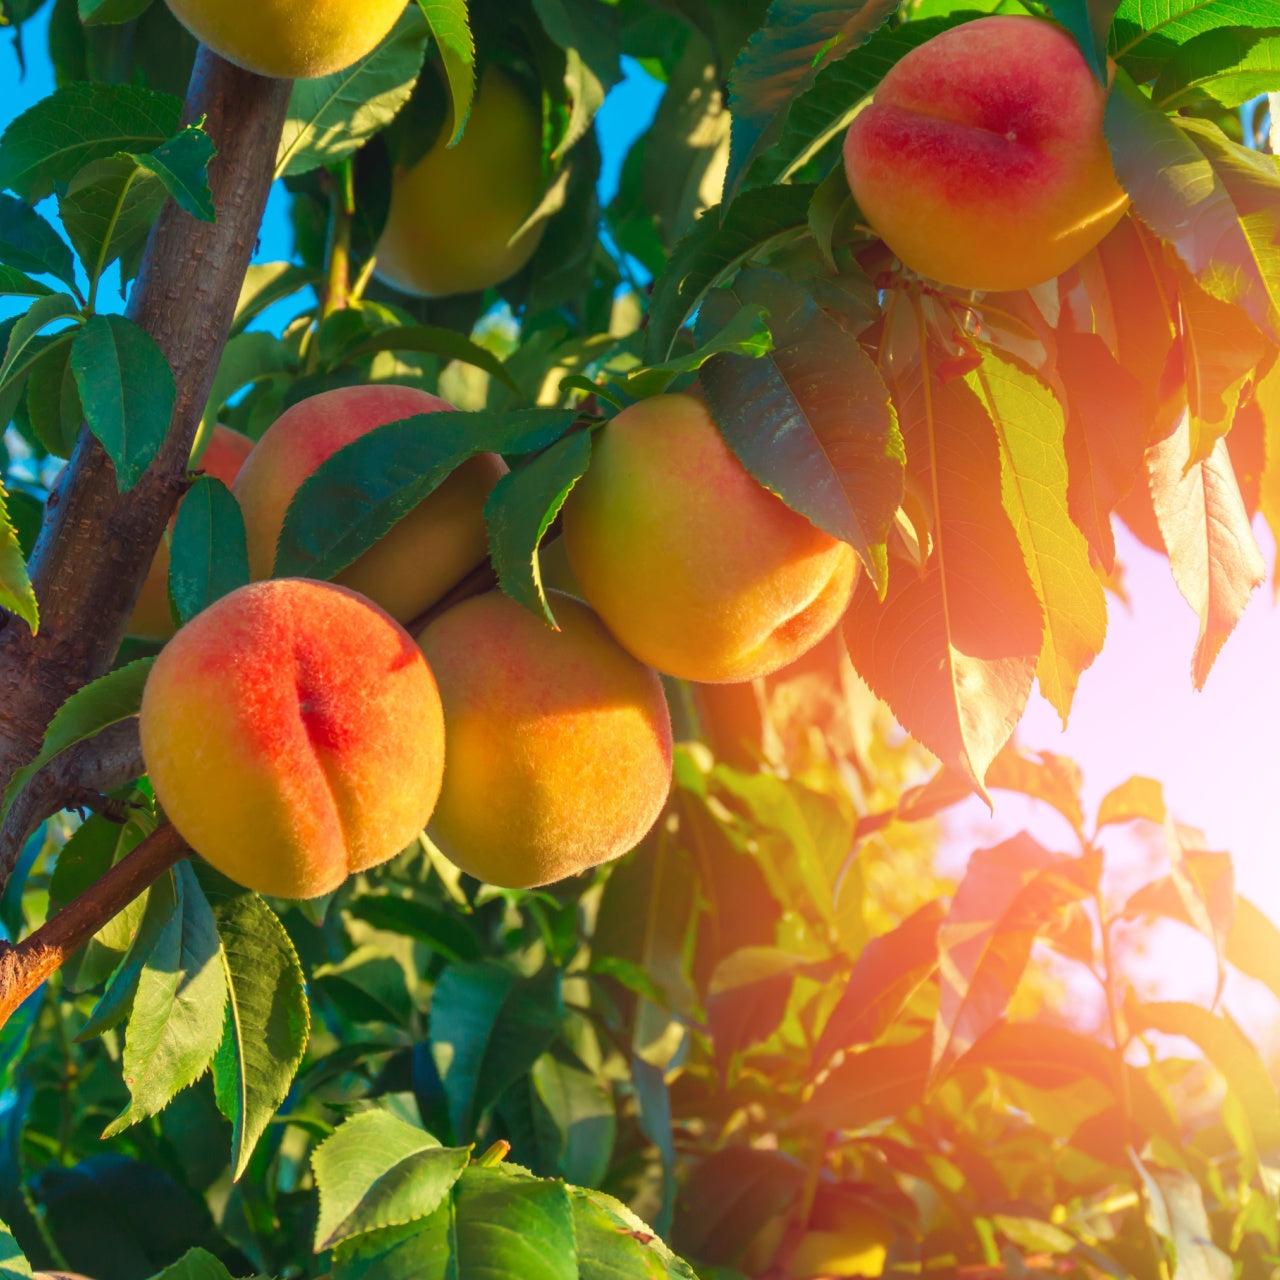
<box><xmin>147</xmin><ymin>1249</ymin><xmax>237</xmax><ymax>1280</ymax></box>
<box><xmin>0</xmin><ymin>193</ymin><xmax>77</xmax><ymax>291</ymax></box>
<box><xmin>1112</xmin><ymin>0</ymin><xmax>1280</xmax><ymax>81</ymax></box>
<box><xmin>842</xmin><ymin>367</ymin><xmax>1041</xmax><ymax>793</ymax></box>
<box><xmin>102</xmin><ymin>862</ymin><xmax>227</xmax><ymax>1137</ymax></box>
<box><xmin>201</xmin><ymin>869</ymin><xmax>310</xmax><ymax>1180</ymax></box>
<box><xmin>168</xmin><ymin>476</ymin><xmax>249</xmax><ymax>627</ymax></box>
<box><xmin>932</xmin><ymin>836</ymin><xmax>1100</xmax><ymax>1080</ymax></box>
<box><xmin>0</xmin><ymin>81</ymin><xmax>182</xmax><ymax>203</ymax></box>
<box><xmin>312</xmin><ymin>1109</ymin><xmax>468</xmax><ymax>1251</ymax></box>
<box><xmin>70</xmin><ymin>314</ymin><xmax>175</xmax><ymax>491</ymax></box>
<box><xmin>0</xmin><ymin>479</ymin><xmax>36</xmax><ymax>635</ymax></box>
<box><xmin>1105</xmin><ymin>73</ymin><xmax>1280</xmax><ymax>340</ymax></box>
<box><xmin>0</xmin><ymin>655</ymin><xmax>153</xmax><ymax>819</ymax></box>
<box><xmin>276</xmin><ymin>9</ymin><xmax>429</xmax><ymax>178</ymax></box>
<box><xmin>969</xmin><ymin>347</ymin><xmax>1106</xmax><ymax>723</ymax></box>
<box><xmin>275</xmin><ymin>408</ymin><xmax>578</xmax><ymax>583</ymax></box>
<box><xmin>0</xmin><ymin>292</ymin><xmax>80</xmax><ymax>392</ymax></box>
<box><xmin>1153</xmin><ymin>27</ymin><xmax>1280</xmax><ymax>107</ymax></box>
<box><xmin>645</xmin><ymin>184</ymin><xmax>815</xmax><ymax>363</ymax></box>
<box><xmin>699</xmin><ymin>268</ymin><xmax>903</xmax><ymax>581</ymax></box>
<box><xmin>0</xmin><ymin>264</ymin><xmax>50</xmax><ymax>298</ymax></box>
<box><xmin>725</xmin><ymin>0</ymin><xmax>898</xmax><ymax>201</ymax></box>
<box><xmin>0</xmin><ymin>1216</ymin><xmax>31</xmax><ymax>1280</ymax></box>
<box><xmin>415</xmin><ymin>0</ymin><xmax>476</xmax><ymax>148</ymax></box>
<box><xmin>572</xmin><ymin>1186</ymin><xmax>699</xmax><ymax>1280</ymax></box>
<box><xmin>430</xmin><ymin>962</ymin><xmax>563</xmax><ymax>1141</ymax></box>
<box><xmin>1144</xmin><ymin>410</ymin><xmax>1264</xmax><ymax>686</ymax></box>
<box><xmin>535</xmin><ymin>0</ymin><xmax>620</xmax><ymax>159</ymax></box>
<box><xmin>485</xmin><ymin>430</ymin><xmax>592</xmax><ymax>625</ymax></box>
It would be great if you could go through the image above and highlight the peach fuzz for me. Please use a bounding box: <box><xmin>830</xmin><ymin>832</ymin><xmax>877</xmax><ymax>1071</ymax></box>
<box><xmin>232</xmin><ymin>385</ymin><xmax>506</xmax><ymax>624</ymax></box>
<box><xmin>129</xmin><ymin>424</ymin><xmax>255</xmax><ymax>640</ymax></box>
<box><xmin>843</xmin><ymin>15</ymin><xmax>1128</xmax><ymax>292</ymax></box>
<box><xmin>140</xmin><ymin>579</ymin><xmax>444</xmax><ymax>900</ymax></box>
<box><xmin>417</xmin><ymin>591</ymin><xmax>673</xmax><ymax>889</ymax></box>
<box><xmin>376</xmin><ymin>66</ymin><xmax>548</xmax><ymax>298</ymax></box>
<box><xmin>163</xmin><ymin>0</ymin><xmax>408</xmax><ymax>80</ymax></box>
<box><xmin>561</xmin><ymin>394</ymin><xmax>858</xmax><ymax>684</ymax></box>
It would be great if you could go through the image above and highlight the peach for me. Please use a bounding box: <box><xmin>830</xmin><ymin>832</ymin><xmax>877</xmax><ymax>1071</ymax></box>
<box><xmin>561</xmin><ymin>394</ymin><xmax>858</xmax><ymax>684</ymax></box>
<box><xmin>232</xmin><ymin>385</ymin><xmax>506</xmax><ymax>624</ymax></box>
<box><xmin>843</xmin><ymin>15</ymin><xmax>1128</xmax><ymax>292</ymax></box>
<box><xmin>141</xmin><ymin>579</ymin><xmax>444</xmax><ymax>899</ymax></box>
<box><xmin>417</xmin><ymin>591</ymin><xmax>673</xmax><ymax>888</ymax></box>
<box><xmin>129</xmin><ymin>424</ymin><xmax>255</xmax><ymax>640</ymax></box>
<box><xmin>164</xmin><ymin>0</ymin><xmax>408</xmax><ymax>80</ymax></box>
<box><xmin>375</xmin><ymin>66</ymin><xmax>548</xmax><ymax>298</ymax></box>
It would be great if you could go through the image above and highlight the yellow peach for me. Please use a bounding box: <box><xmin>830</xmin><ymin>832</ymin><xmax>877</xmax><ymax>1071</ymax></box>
<box><xmin>417</xmin><ymin>591</ymin><xmax>673</xmax><ymax>888</ymax></box>
<box><xmin>561</xmin><ymin>394</ymin><xmax>858</xmax><ymax>684</ymax></box>
<box><xmin>843</xmin><ymin>15</ymin><xmax>1128</xmax><ymax>291</ymax></box>
<box><xmin>140</xmin><ymin>579</ymin><xmax>444</xmax><ymax>899</ymax></box>
<box><xmin>232</xmin><ymin>385</ymin><xmax>506</xmax><ymax>625</ymax></box>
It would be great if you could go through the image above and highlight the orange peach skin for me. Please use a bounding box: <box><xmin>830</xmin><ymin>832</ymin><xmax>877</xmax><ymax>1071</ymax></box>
<box><xmin>843</xmin><ymin>15</ymin><xmax>1128</xmax><ymax>292</ymax></box>
<box><xmin>418</xmin><ymin>591</ymin><xmax>673</xmax><ymax>889</ymax></box>
<box><xmin>376</xmin><ymin>66</ymin><xmax>548</xmax><ymax>298</ymax></box>
<box><xmin>164</xmin><ymin>0</ymin><xmax>408</xmax><ymax>80</ymax></box>
<box><xmin>141</xmin><ymin>579</ymin><xmax>444</xmax><ymax>900</ymax></box>
<box><xmin>233</xmin><ymin>385</ymin><xmax>507</xmax><ymax>625</ymax></box>
<box><xmin>129</xmin><ymin>424</ymin><xmax>255</xmax><ymax>640</ymax></box>
<box><xmin>561</xmin><ymin>394</ymin><xmax>858</xmax><ymax>684</ymax></box>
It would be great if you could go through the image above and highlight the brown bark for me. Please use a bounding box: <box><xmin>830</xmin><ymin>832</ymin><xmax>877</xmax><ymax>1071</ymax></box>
<box><xmin>0</xmin><ymin>823</ymin><xmax>188</xmax><ymax>1029</ymax></box>
<box><xmin>0</xmin><ymin>51</ymin><xmax>291</xmax><ymax>883</ymax></box>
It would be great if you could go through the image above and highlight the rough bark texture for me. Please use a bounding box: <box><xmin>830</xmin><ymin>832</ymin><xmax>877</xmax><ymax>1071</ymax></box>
<box><xmin>0</xmin><ymin>824</ymin><xmax>188</xmax><ymax>1029</ymax></box>
<box><xmin>0</xmin><ymin>51</ymin><xmax>291</xmax><ymax>882</ymax></box>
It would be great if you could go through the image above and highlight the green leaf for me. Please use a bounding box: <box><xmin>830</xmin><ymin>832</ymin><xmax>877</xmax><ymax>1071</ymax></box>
<box><xmin>429</xmin><ymin>961</ymin><xmax>563</xmax><ymax>1141</ymax></box>
<box><xmin>1112</xmin><ymin>0</ymin><xmax>1280</xmax><ymax>81</ymax></box>
<box><xmin>724</xmin><ymin>0</ymin><xmax>898</xmax><ymax>201</ymax></box>
<box><xmin>334</xmin><ymin>324</ymin><xmax>520</xmax><ymax>392</ymax></box>
<box><xmin>79</xmin><ymin>0</ymin><xmax>154</xmax><ymax>21</ymax></box>
<box><xmin>415</xmin><ymin>0</ymin><xmax>476</xmax><ymax>147</ymax></box>
<box><xmin>70</xmin><ymin>314</ymin><xmax>176</xmax><ymax>491</ymax></box>
<box><xmin>201</xmin><ymin>869</ymin><xmax>310</xmax><ymax>1181</ymax></box>
<box><xmin>529</xmin><ymin>1052</ymin><xmax>616</xmax><ymax>1188</ymax></box>
<box><xmin>275</xmin><ymin>408</ymin><xmax>578</xmax><ymax>584</ymax></box>
<box><xmin>25</xmin><ymin>337</ymin><xmax>84</xmax><ymax>457</ymax></box>
<box><xmin>346</xmin><ymin>894</ymin><xmax>482</xmax><ymax>963</ymax></box>
<box><xmin>1153</xmin><ymin>27</ymin><xmax>1280</xmax><ymax>107</ymax></box>
<box><xmin>137</xmin><ymin>122</ymin><xmax>216</xmax><ymax>221</ymax></box>
<box><xmin>0</xmin><ymin>81</ymin><xmax>183</xmax><ymax>203</ymax></box>
<box><xmin>231</xmin><ymin>261</ymin><xmax>320</xmax><ymax>337</ymax></box>
<box><xmin>534</xmin><ymin>0</ymin><xmax>622</xmax><ymax>158</ymax></box>
<box><xmin>793</xmin><ymin>1036</ymin><xmax>932</xmax><ymax>1130</ymax></box>
<box><xmin>0</xmin><ymin>292</ymin><xmax>80</xmax><ymax>393</ymax></box>
<box><xmin>969</xmin><ymin>348</ymin><xmax>1106</xmax><ymax>723</ymax></box>
<box><xmin>276</xmin><ymin>9</ymin><xmax>430</xmax><ymax>178</ymax></box>
<box><xmin>699</xmin><ymin>268</ymin><xmax>903</xmax><ymax>584</ymax></box>
<box><xmin>0</xmin><ymin>194</ymin><xmax>77</xmax><ymax>291</ymax></box>
<box><xmin>198</xmin><ymin>330</ymin><xmax>293</xmax><ymax>442</ymax></box>
<box><xmin>0</xmin><ymin>478</ymin><xmax>37</xmax><ymax>635</ymax></box>
<box><xmin>147</xmin><ymin>1249</ymin><xmax>238</xmax><ymax>1280</ymax></box>
<box><xmin>1104</xmin><ymin>72</ymin><xmax>1280</xmax><ymax>340</ymax></box>
<box><xmin>645</xmin><ymin>184</ymin><xmax>815</xmax><ymax>363</ymax></box>
<box><xmin>102</xmin><ymin>862</ymin><xmax>227</xmax><ymax>1138</ymax></box>
<box><xmin>485</xmin><ymin>430</ymin><xmax>592</xmax><ymax>625</ymax></box>
<box><xmin>0</xmin><ymin>655</ymin><xmax>153</xmax><ymax>819</ymax></box>
<box><xmin>1045</xmin><ymin>0</ymin><xmax>1119</xmax><ymax>82</ymax></box>
<box><xmin>1134</xmin><ymin>1161</ymin><xmax>1232</xmax><ymax>1280</ymax></box>
<box><xmin>311</xmin><ymin>1109</ymin><xmax>469</xmax><ymax>1250</ymax></box>
<box><xmin>0</xmin><ymin>1216</ymin><xmax>32</xmax><ymax>1280</ymax></box>
<box><xmin>168</xmin><ymin>476</ymin><xmax>250</xmax><ymax>627</ymax></box>
<box><xmin>572</xmin><ymin>1186</ymin><xmax>699</xmax><ymax>1280</ymax></box>
<box><xmin>0</xmin><ymin>264</ymin><xmax>51</xmax><ymax>298</ymax></box>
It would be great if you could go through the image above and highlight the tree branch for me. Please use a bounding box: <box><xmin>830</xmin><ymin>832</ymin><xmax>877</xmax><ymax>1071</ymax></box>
<box><xmin>0</xmin><ymin>50</ymin><xmax>291</xmax><ymax>882</ymax></box>
<box><xmin>0</xmin><ymin>823</ymin><xmax>189</xmax><ymax>1029</ymax></box>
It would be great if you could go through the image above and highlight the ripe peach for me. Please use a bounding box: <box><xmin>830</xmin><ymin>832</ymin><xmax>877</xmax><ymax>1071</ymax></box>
<box><xmin>376</xmin><ymin>66</ymin><xmax>548</xmax><ymax>298</ymax></box>
<box><xmin>417</xmin><ymin>591</ymin><xmax>673</xmax><ymax>888</ymax></box>
<box><xmin>141</xmin><ymin>579</ymin><xmax>444</xmax><ymax>899</ymax></box>
<box><xmin>164</xmin><ymin>0</ymin><xmax>408</xmax><ymax>80</ymax></box>
<box><xmin>232</xmin><ymin>385</ymin><xmax>506</xmax><ymax>624</ymax></box>
<box><xmin>129</xmin><ymin>424</ymin><xmax>255</xmax><ymax>640</ymax></box>
<box><xmin>561</xmin><ymin>394</ymin><xmax>858</xmax><ymax>684</ymax></box>
<box><xmin>843</xmin><ymin>15</ymin><xmax>1128</xmax><ymax>292</ymax></box>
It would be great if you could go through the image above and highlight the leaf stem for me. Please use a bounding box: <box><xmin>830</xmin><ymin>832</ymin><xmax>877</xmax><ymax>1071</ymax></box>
<box><xmin>322</xmin><ymin>159</ymin><xmax>356</xmax><ymax>319</ymax></box>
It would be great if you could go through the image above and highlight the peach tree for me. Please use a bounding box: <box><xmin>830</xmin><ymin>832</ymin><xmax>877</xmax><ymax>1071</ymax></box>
<box><xmin>0</xmin><ymin>0</ymin><xmax>1273</xmax><ymax>1277</ymax></box>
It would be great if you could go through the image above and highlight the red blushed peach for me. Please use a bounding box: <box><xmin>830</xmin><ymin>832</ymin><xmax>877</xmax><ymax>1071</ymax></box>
<box><xmin>164</xmin><ymin>0</ymin><xmax>408</xmax><ymax>80</ymax></box>
<box><xmin>232</xmin><ymin>385</ymin><xmax>507</xmax><ymax>624</ymax></box>
<box><xmin>843</xmin><ymin>15</ymin><xmax>1128</xmax><ymax>292</ymax></box>
<box><xmin>129</xmin><ymin>424</ymin><xmax>255</xmax><ymax>640</ymax></box>
<box><xmin>561</xmin><ymin>394</ymin><xmax>858</xmax><ymax>684</ymax></box>
<box><xmin>417</xmin><ymin>591</ymin><xmax>673</xmax><ymax>889</ymax></box>
<box><xmin>140</xmin><ymin>579</ymin><xmax>444</xmax><ymax>899</ymax></box>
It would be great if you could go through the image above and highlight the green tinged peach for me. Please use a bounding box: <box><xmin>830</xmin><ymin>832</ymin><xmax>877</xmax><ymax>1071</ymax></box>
<box><xmin>164</xmin><ymin>0</ymin><xmax>408</xmax><ymax>80</ymax></box>
<box><xmin>562</xmin><ymin>394</ymin><xmax>858</xmax><ymax>684</ymax></box>
<box><xmin>843</xmin><ymin>15</ymin><xmax>1128</xmax><ymax>291</ymax></box>
<box><xmin>141</xmin><ymin>579</ymin><xmax>444</xmax><ymax>900</ymax></box>
<box><xmin>376</xmin><ymin>66</ymin><xmax>548</xmax><ymax>298</ymax></box>
<box><xmin>417</xmin><ymin>591</ymin><xmax>673</xmax><ymax>889</ymax></box>
<box><xmin>232</xmin><ymin>385</ymin><xmax>506</xmax><ymax>624</ymax></box>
